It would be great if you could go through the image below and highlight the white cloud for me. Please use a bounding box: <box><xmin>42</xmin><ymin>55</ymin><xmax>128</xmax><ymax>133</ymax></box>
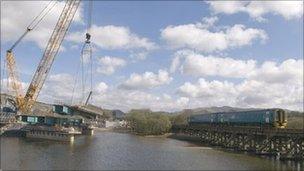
<box><xmin>1</xmin><ymin>78</ymin><xmax>29</xmax><ymax>95</ymax></box>
<box><xmin>161</xmin><ymin>23</ymin><xmax>267</xmax><ymax>53</ymax></box>
<box><xmin>207</xmin><ymin>1</ymin><xmax>303</xmax><ymax>21</ymax></box>
<box><xmin>91</xmin><ymin>89</ymin><xmax>190</xmax><ymax>112</ymax></box>
<box><xmin>171</xmin><ymin>51</ymin><xmax>303</xmax><ymax>84</ymax></box>
<box><xmin>248</xmin><ymin>59</ymin><xmax>303</xmax><ymax>84</ymax></box>
<box><xmin>39</xmin><ymin>73</ymin><xmax>76</xmax><ymax>103</ymax></box>
<box><xmin>1</xmin><ymin>1</ymin><xmax>83</xmax><ymax>49</ymax></box>
<box><xmin>2</xmin><ymin>73</ymin><xmax>105</xmax><ymax>106</ymax></box>
<box><xmin>225</xmin><ymin>24</ymin><xmax>267</xmax><ymax>46</ymax></box>
<box><xmin>1</xmin><ymin>73</ymin><xmax>183</xmax><ymax>112</ymax></box>
<box><xmin>48</xmin><ymin>73</ymin><xmax>73</xmax><ymax>82</ymax></box>
<box><xmin>129</xmin><ymin>51</ymin><xmax>149</xmax><ymax>61</ymax></box>
<box><xmin>39</xmin><ymin>73</ymin><xmax>96</xmax><ymax>105</ymax></box>
<box><xmin>119</xmin><ymin>70</ymin><xmax>172</xmax><ymax>90</ymax></box>
<box><xmin>170</xmin><ymin>50</ymin><xmax>256</xmax><ymax>78</ymax></box>
<box><xmin>176</xmin><ymin>58</ymin><xmax>303</xmax><ymax>111</ymax></box>
<box><xmin>176</xmin><ymin>97</ymin><xmax>190</xmax><ymax>107</ymax></box>
<box><xmin>178</xmin><ymin>78</ymin><xmax>237</xmax><ymax>99</ymax></box>
<box><xmin>95</xmin><ymin>82</ymin><xmax>108</xmax><ymax>94</ymax></box>
<box><xmin>96</xmin><ymin>56</ymin><xmax>126</xmax><ymax>75</ymax></box>
<box><xmin>67</xmin><ymin>25</ymin><xmax>157</xmax><ymax>50</ymax></box>
<box><xmin>196</xmin><ymin>16</ymin><xmax>219</xmax><ymax>29</ymax></box>
<box><xmin>208</xmin><ymin>1</ymin><xmax>247</xmax><ymax>15</ymax></box>
<box><xmin>1</xmin><ymin>73</ymin><xmax>78</xmax><ymax>105</ymax></box>
<box><xmin>236</xmin><ymin>79</ymin><xmax>303</xmax><ymax>110</ymax></box>
<box><xmin>2</xmin><ymin>62</ymin><xmax>302</xmax><ymax>112</ymax></box>
<box><xmin>178</xmin><ymin>78</ymin><xmax>303</xmax><ymax>111</ymax></box>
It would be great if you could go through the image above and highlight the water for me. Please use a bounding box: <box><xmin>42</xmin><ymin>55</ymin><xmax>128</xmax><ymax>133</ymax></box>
<box><xmin>1</xmin><ymin>131</ymin><xmax>303</xmax><ymax>170</ymax></box>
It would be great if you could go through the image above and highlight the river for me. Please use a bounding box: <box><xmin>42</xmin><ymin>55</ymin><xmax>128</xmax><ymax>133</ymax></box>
<box><xmin>1</xmin><ymin>131</ymin><xmax>303</xmax><ymax>170</ymax></box>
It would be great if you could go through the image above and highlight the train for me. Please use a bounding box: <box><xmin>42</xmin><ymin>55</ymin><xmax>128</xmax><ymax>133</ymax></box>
<box><xmin>188</xmin><ymin>109</ymin><xmax>287</xmax><ymax>128</ymax></box>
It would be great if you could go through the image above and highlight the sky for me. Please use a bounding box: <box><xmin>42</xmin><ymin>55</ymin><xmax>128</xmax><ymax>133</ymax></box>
<box><xmin>1</xmin><ymin>1</ymin><xmax>303</xmax><ymax>112</ymax></box>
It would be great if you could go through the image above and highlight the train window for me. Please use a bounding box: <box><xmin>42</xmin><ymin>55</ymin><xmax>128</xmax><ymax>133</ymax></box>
<box><xmin>265</xmin><ymin>117</ymin><xmax>269</xmax><ymax>123</ymax></box>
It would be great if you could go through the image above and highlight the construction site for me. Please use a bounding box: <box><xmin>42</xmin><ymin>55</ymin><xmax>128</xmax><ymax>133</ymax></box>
<box><xmin>1</xmin><ymin>1</ymin><xmax>303</xmax><ymax>170</ymax></box>
<box><xmin>0</xmin><ymin>0</ymin><xmax>117</xmax><ymax>141</ymax></box>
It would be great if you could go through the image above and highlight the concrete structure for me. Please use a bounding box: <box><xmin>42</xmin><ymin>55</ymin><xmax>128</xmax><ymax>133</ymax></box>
<box><xmin>24</xmin><ymin>123</ymin><xmax>81</xmax><ymax>141</ymax></box>
<box><xmin>72</xmin><ymin>105</ymin><xmax>105</xmax><ymax>127</ymax></box>
<box><xmin>18</xmin><ymin>105</ymin><xmax>84</xmax><ymax>127</ymax></box>
<box><xmin>26</xmin><ymin>130</ymin><xmax>75</xmax><ymax>141</ymax></box>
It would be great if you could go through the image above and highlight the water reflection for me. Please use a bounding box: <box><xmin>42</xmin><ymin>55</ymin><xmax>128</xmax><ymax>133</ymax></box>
<box><xmin>1</xmin><ymin>132</ymin><xmax>303</xmax><ymax>170</ymax></box>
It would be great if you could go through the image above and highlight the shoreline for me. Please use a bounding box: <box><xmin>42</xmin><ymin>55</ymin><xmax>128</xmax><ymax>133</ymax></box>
<box><xmin>94</xmin><ymin>127</ymin><xmax>203</xmax><ymax>142</ymax></box>
<box><xmin>94</xmin><ymin>127</ymin><xmax>174</xmax><ymax>138</ymax></box>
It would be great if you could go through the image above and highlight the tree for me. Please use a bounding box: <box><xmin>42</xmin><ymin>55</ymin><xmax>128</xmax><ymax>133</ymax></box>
<box><xmin>126</xmin><ymin>109</ymin><xmax>172</xmax><ymax>135</ymax></box>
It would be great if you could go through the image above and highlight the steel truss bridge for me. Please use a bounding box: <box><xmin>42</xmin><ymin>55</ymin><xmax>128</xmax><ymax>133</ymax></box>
<box><xmin>172</xmin><ymin>124</ymin><xmax>304</xmax><ymax>161</ymax></box>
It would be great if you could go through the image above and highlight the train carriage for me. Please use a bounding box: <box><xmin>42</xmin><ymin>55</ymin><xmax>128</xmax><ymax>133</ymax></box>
<box><xmin>189</xmin><ymin>113</ymin><xmax>218</xmax><ymax>124</ymax></box>
<box><xmin>189</xmin><ymin>109</ymin><xmax>287</xmax><ymax>128</ymax></box>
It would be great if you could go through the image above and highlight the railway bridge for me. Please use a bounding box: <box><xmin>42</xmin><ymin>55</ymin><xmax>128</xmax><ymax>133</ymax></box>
<box><xmin>172</xmin><ymin>124</ymin><xmax>304</xmax><ymax>161</ymax></box>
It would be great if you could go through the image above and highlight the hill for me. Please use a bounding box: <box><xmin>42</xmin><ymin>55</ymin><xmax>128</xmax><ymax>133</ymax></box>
<box><xmin>171</xmin><ymin>106</ymin><xmax>260</xmax><ymax>116</ymax></box>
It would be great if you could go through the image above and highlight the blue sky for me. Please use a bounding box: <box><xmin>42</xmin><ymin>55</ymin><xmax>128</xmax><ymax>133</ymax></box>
<box><xmin>1</xmin><ymin>1</ymin><xmax>303</xmax><ymax>112</ymax></box>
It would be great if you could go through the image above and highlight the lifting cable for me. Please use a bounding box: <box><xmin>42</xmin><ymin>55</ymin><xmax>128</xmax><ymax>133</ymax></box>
<box><xmin>85</xmin><ymin>0</ymin><xmax>93</xmax><ymax>96</ymax></box>
<box><xmin>71</xmin><ymin>0</ymin><xmax>93</xmax><ymax>105</ymax></box>
<box><xmin>7</xmin><ymin>1</ymin><xmax>58</xmax><ymax>52</ymax></box>
<box><xmin>86</xmin><ymin>0</ymin><xmax>93</xmax><ymax>41</ymax></box>
<box><xmin>2</xmin><ymin>1</ymin><xmax>58</xmax><ymax>101</ymax></box>
<box><xmin>27</xmin><ymin>1</ymin><xmax>58</xmax><ymax>31</ymax></box>
<box><xmin>88</xmin><ymin>0</ymin><xmax>93</xmax><ymax>97</ymax></box>
<box><xmin>71</xmin><ymin>57</ymin><xmax>81</xmax><ymax>105</ymax></box>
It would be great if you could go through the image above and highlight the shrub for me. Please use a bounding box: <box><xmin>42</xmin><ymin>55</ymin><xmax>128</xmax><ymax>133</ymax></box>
<box><xmin>126</xmin><ymin>110</ymin><xmax>171</xmax><ymax>135</ymax></box>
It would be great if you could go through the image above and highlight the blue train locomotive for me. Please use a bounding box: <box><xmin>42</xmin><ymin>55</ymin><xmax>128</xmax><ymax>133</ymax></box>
<box><xmin>188</xmin><ymin>109</ymin><xmax>287</xmax><ymax>128</ymax></box>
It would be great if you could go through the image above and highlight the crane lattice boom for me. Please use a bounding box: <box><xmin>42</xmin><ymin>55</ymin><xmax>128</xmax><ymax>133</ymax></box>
<box><xmin>5</xmin><ymin>1</ymin><xmax>59</xmax><ymax>111</ymax></box>
<box><xmin>5</xmin><ymin>52</ymin><xmax>23</xmax><ymax>107</ymax></box>
<box><xmin>19</xmin><ymin>0</ymin><xmax>81</xmax><ymax>113</ymax></box>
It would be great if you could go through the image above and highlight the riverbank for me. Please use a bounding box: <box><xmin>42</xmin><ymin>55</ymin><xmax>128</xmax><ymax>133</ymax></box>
<box><xmin>94</xmin><ymin>127</ymin><xmax>112</xmax><ymax>131</ymax></box>
<box><xmin>95</xmin><ymin>127</ymin><xmax>173</xmax><ymax>138</ymax></box>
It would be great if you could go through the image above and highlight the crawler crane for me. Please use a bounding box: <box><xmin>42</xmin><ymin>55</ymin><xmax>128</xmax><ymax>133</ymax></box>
<box><xmin>5</xmin><ymin>0</ymin><xmax>81</xmax><ymax>114</ymax></box>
